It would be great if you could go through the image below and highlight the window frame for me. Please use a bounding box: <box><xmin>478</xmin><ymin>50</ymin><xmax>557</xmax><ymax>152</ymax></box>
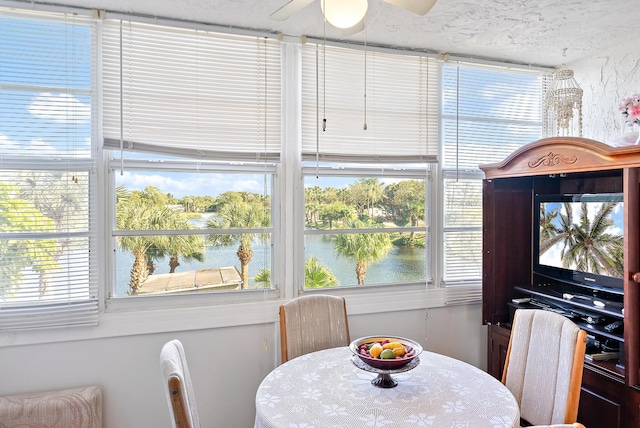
<box><xmin>100</xmin><ymin>16</ymin><xmax>284</xmax><ymax>309</ymax></box>
<box><xmin>438</xmin><ymin>61</ymin><xmax>546</xmax><ymax>303</ymax></box>
<box><xmin>0</xmin><ymin>7</ymin><xmax>99</xmax><ymax>330</ymax></box>
<box><xmin>300</xmin><ymin>163</ymin><xmax>432</xmax><ymax>292</ymax></box>
<box><xmin>104</xmin><ymin>156</ymin><xmax>282</xmax><ymax>311</ymax></box>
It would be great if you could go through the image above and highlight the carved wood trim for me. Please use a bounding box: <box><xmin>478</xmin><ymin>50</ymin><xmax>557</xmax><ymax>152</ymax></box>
<box><xmin>528</xmin><ymin>151</ymin><xmax>577</xmax><ymax>169</ymax></box>
<box><xmin>481</xmin><ymin>137</ymin><xmax>640</xmax><ymax>179</ymax></box>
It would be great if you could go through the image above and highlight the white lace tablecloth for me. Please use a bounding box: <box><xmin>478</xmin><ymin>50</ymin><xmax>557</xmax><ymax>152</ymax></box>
<box><xmin>254</xmin><ymin>347</ymin><xmax>519</xmax><ymax>428</ymax></box>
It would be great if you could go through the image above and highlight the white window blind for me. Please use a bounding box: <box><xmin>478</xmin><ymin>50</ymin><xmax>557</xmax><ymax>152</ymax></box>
<box><xmin>102</xmin><ymin>20</ymin><xmax>282</xmax><ymax>162</ymax></box>
<box><xmin>301</xmin><ymin>44</ymin><xmax>439</xmax><ymax>163</ymax></box>
<box><xmin>442</xmin><ymin>63</ymin><xmax>545</xmax><ymax>170</ymax></box>
<box><xmin>0</xmin><ymin>8</ymin><xmax>98</xmax><ymax>329</ymax></box>
<box><xmin>441</xmin><ymin>62</ymin><xmax>545</xmax><ymax>303</ymax></box>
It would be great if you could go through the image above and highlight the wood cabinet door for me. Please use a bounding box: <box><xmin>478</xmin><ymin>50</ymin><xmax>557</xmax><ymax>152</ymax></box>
<box><xmin>578</xmin><ymin>366</ymin><xmax>626</xmax><ymax>427</ymax></box>
<box><xmin>482</xmin><ymin>177</ymin><xmax>533</xmax><ymax>325</ymax></box>
<box><xmin>624</xmin><ymin>168</ymin><xmax>640</xmax><ymax>387</ymax></box>
<box><xmin>627</xmin><ymin>387</ymin><xmax>640</xmax><ymax>427</ymax></box>
<box><xmin>487</xmin><ymin>324</ymin><xmax>510</xmax><ymax>379</ymax></box>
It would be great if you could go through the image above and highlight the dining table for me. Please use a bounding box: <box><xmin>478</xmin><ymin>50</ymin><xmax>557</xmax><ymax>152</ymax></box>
<box><xmin>254</xmin><ymin>346</ymin><xmax>520</xmax><ymax>428</ymax></box>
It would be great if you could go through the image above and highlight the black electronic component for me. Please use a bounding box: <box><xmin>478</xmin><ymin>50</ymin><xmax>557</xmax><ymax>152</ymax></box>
<box><xmin>604</xmin><ymin>319</ymin><xmax>623</xmax><ymax>333</ymax></box>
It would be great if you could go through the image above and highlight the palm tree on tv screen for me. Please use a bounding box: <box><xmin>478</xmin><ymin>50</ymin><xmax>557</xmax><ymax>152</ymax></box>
<box><xmin>561</xmin><ymin>202</ymin><xmax>623</xmax><ymax>278</ymax></box>
<box><xmin>539</xmin><ymin>202</ymin><xmax>575</xmax><ymax>255</ymax></box>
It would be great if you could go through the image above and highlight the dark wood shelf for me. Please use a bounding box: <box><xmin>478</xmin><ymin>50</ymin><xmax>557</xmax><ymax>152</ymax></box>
<box><xmin>514</xmin><ymin>284</ymin><xmax>624</xmax><ymax>319</ymax></box>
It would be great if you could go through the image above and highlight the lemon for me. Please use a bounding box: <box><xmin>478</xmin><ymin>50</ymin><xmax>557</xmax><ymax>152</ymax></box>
<box><xmin>380</xmin><ymin>349</ymin><xmax>395</xmax><ymax>359</ymax></box>
<box><xmin>393</xmin><ymin>346</ymin><xmax>407</xmax><ymax>357</ymax></box>
<box><xmin>369</xmin><ymin>343</ymin><xmax>383</xmax><ymax>358</ymax></box>
<box><xmin>382</xmin><ymin>342</ymin><xmax>405</xmax><ymax>350</ymax></box>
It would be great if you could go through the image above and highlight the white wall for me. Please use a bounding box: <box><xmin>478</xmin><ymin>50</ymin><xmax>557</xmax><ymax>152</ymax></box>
<box><xmin>0</xmin><ymin>304</ymin><xmax>485</xmax><ymax>428</ymax></box>
<box><xmin>570</xmin><ymin>39</ymin><xmax>640</xmax><ymax>143</ymax></box>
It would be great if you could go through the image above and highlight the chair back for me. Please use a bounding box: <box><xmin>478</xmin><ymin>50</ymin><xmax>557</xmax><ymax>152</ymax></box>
<box><xmin>160</xmin><ymin>339</ymin><xmax>201</xmax><ymax>428</ymax></box>
<box><xmin>502</xmin><ymin>309</ymin><xmax>586</xmax><ymax>425</ymax></box>
<box><xmin>280</xmin><ymin>294</ymin><xmax>350</xmax><ymax>363</ymax></box>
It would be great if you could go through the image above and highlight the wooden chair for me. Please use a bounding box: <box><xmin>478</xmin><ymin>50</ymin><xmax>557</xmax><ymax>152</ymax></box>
<box><xmin>502</xmin><ymin>309</ymin><xmax>587</xmax><ymax>426</ymax></box>
<box><xmin>160</xmin><ymin>339</ymin><xmax>201</xmax><ymax>428</ymax></box>
<box><xmin>280</xmin><ymin>294</ymin><xmax>350</xmax><ymax>363</ymax></box>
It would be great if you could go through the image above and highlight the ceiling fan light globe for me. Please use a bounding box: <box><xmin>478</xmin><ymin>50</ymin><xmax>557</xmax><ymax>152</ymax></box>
<box><xmin>321</xmin><ymin>0</ymin><xmax>368</xmax><ymax>29</ymax></box>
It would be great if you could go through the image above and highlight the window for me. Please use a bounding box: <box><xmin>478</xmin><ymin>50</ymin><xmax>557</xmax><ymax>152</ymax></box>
<box><xmin>300</xmin><ymin>44</ymin><xmax>439</xmax><ymax>289</ymax></box>
<box><xmin>303</xmin><ymin>166</ymin><xmax>429</xmax><ymax>288</ymax></box>
<box><xmin>0</xmin><ymin>8</ymin><xmax>97</xmax><ymax>329</ymax></box>
<box><xmin>441</xmin><ymin>62</ymin><xmax>546</xmax><ymax>302</ymax></box>
<box><xmin>101</xmin><ymin>20</ymin><xmax>281</xmax><ymax>298</ymax></box>
<box><xmin>109</xmin><ymin>161</ymin><xmax>275</xmax><ymax>297</ymax></box>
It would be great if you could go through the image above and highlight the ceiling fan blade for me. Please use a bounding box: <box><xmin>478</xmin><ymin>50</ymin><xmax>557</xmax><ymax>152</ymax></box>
<box><xmin>383</xmin><ymin>0</ymin><xmax>438</xmax><ymax>16</ymax></box>
<box><xmin>341</xmin><ymin>18</ymin><xmax>365</xmax><ymax>36</ymax></box>
<box><xmin>270</xmin><ymin>0</ymin><xmax>316</xmax><ymax>21</ymax></box>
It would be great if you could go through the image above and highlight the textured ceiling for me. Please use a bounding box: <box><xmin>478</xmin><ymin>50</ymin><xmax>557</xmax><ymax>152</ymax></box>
<box><xmin>39</xmin><ymin>0</ymin><xmax>639</xmax><ymax>67</ymax></box>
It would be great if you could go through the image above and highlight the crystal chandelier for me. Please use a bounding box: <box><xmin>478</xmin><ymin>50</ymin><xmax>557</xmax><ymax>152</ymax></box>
<box><xmin>545</xmin><ymin>64</ymin><xmax>583</xmax><ymax>137</ymax></box>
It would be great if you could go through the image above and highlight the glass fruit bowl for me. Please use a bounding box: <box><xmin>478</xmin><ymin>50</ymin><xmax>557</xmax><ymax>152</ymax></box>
<box><xmin>349</xmin><ymin>336</ymin><xmax>423</xmax><ymax>370</ymax></box>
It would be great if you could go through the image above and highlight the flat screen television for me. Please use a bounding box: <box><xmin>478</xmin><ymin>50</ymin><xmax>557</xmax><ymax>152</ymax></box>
<box><xmin>533</xmin><ymin>192</ymin><xmax>624</xmax><ymax>293</ymax></box>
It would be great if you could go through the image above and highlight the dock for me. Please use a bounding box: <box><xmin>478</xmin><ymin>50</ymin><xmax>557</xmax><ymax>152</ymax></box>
<box><xmin>138</xmin><ymin>266</ymin><xmax>242</xmax><ymax>295</ymax></box>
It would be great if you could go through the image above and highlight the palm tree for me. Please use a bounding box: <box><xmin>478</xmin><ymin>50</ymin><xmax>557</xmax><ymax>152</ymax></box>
<box><xmin>206</xmin><ymin>200</ymin><xmax>270</xmax><ymax>289</ymax></box>
<box><xmin>117</xmin><ymin>187</ymin><xmax>206</xmax><ymax>291</ymax></box>
<box><xmin>18</xmin><ymin>171</ymin><xmax>83</xmax><ymax>296</ymax></box>
<box><xmin>305</xmin><ymin>186</ymin><xmax>323</xmax><ymax>226</ymax></box>
<box><xmin>305</xmin><ymin>256</ymin><xmax>339</xmax><ymax>288</ymax></box>
<box><xmin>146</xmin><ymin>209</ymin><xmax>205</xmax><ymax>274</ymax></box>
<box><xmin>115</xmin><ymin>202</ymin><xmax>159</xmax><ymax>295</ymax></box>
<box><xmin>254</xmin><ymin>268</ymin><xmax>271</xmax><ymax>288</ymax></box>
<box><xmin>539</xmin><ymin>204</ymin><xmax>560</xmax><ymax>243</ymax></box>
<box><xmin>539</xmin><ymin>202</ymin><xmax>575</xmax><ymax>255</ymax></box>
<box><xmin>333</xmin><ymin>219</ymin><xmax>393</xmax><ymax>285</ymax></box>
<box><xmin>0</xmin><ymin>182</ymin><xmax>60</xmax><ymax>298</ymax></box>
<box><xmin>562</xmin><ymin>202</ymin><xmax>623</xmax><ymax>278</ymax></box>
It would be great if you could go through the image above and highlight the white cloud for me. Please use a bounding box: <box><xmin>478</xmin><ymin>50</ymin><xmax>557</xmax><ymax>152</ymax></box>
<box><xmin>13</xmin><ymin>139</ymin><xmax>91</xmax><ymax>157</ymax></box>
<box><xmin>0</xmin><ymin>133</ymin><xmax>20</xmax><ymax>151</ymax></box>
<box><xmin>29</xmin><ymin>93</ymin><xmax>91</xmax><ymax>123</ymax></box>
<box><xmin>29</xmin><ymin>139</ymin><xmax>55</xmax><ymax>151</ymax></box>
<box><xmin>117</xmin><ymin>171</ymin><xmax>265</xmax><ymax>199</ymax></box>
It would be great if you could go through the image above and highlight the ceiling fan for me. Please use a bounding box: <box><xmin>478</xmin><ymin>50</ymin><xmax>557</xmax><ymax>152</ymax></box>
<box><xmin>270</xmin><ymin>0</ymin><xmax>438</xmax><ymax>35</ymax></box>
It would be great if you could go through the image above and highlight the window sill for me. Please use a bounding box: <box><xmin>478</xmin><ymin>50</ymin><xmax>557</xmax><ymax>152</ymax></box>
<box><xmin>0</xmin><ymin>287</ymin><xmax>450</xmax><ymax>348</ymax></box>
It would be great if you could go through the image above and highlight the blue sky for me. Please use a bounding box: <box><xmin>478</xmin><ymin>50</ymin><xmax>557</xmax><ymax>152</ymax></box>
<box><xmin>0</xmin><ymin>15</ymin><xmax>92</xmax><ymax>158</ymax></box>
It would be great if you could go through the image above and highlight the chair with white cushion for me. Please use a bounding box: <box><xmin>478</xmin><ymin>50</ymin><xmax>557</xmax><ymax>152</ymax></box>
<box><xmin>279</xmin><ymin>294</ymin><xmax>350</xmax><ymax>363</ymax></box>
<box><xmin>160</xmin><ymin>339</ymin><xmax>201</xmax><ymax>428</ymax></box>
<box><xmin>502</xmin><ymin>309</ymin><xmax>587</xmax><ymax>426</ymax></box>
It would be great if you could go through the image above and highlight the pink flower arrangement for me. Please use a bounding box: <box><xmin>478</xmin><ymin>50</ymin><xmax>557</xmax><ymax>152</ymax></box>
<box><xmin>619</xmin><ymin>94</ymin><xmax>640</xmax><ymax>125</ymax></box>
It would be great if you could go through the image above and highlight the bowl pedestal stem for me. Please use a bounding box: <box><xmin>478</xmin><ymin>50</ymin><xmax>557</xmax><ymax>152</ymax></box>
<box><xmin>371</xmin><ymin>373</ymin><xmax>398</xmax><ymax>388</ymax></box>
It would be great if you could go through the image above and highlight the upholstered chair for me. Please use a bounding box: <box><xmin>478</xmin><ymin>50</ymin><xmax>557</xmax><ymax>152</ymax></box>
<box><xmin>279</xmin><ymin>294</ymin><xmax>350</xmax><ymax>363</ymax></box>
<box><xmin>502</xmin><ymin>309</ymin><xmax>587</xmax><ymax>426</ymax></box>
<box><xmin>0</xmin><ymin>386</ymin><xmax>102</xmax><ymax>428</ymax></box>
<box><xmin>160</xmin><ymin>339</ymin><xmax>201</xmax><ymax>428</ymax></box>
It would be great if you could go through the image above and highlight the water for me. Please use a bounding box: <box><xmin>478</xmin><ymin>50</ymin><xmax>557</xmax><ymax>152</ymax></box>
<box><xmin>114</xmin><ymin>230</ymin><xmax>426</xmax><ymax>296</ymax></box>
<box><xmin>305</xmin><ymin>234</ymin><xmax>426</xmax><ymax>285</ymax></box>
